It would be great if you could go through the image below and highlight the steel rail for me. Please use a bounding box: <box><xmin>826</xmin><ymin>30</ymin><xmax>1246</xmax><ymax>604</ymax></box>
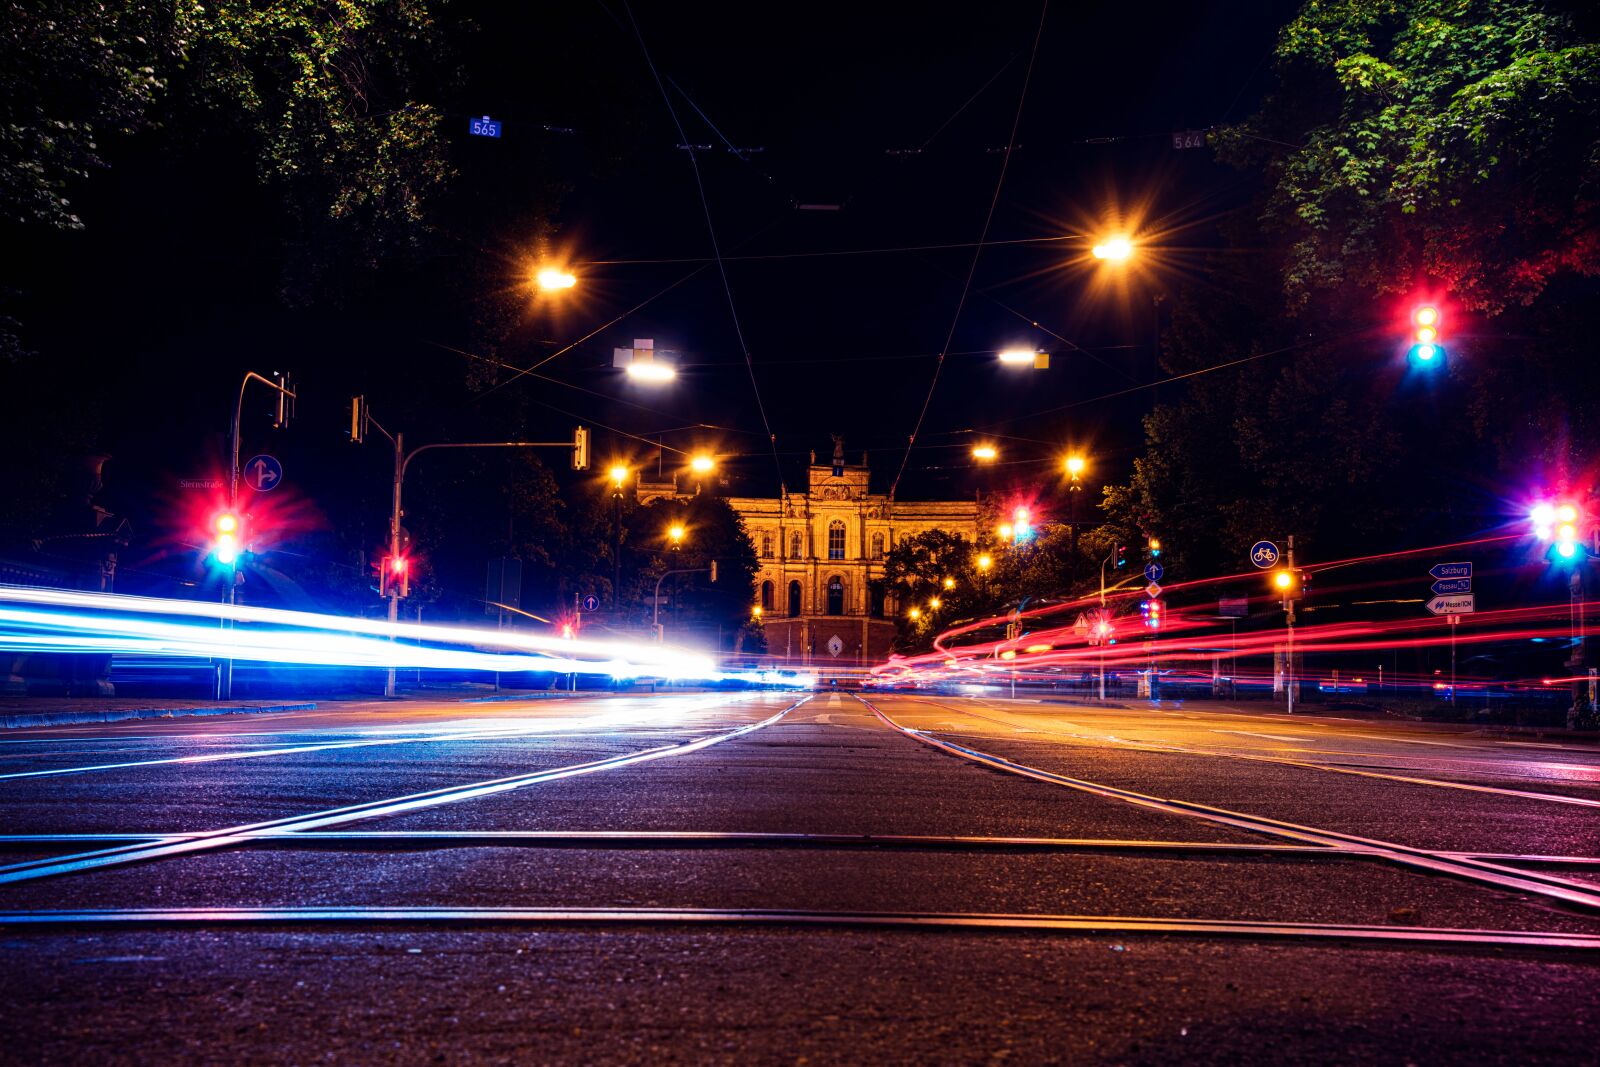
<box><xmin>1</xmin><ymin>831</ymin><xmax>1596</xmax><ymax>870</ymax></box>
<box><xmin>0</xmin><ymin>696</ymin><xmax>807</xmax><ymax>886</ymax></box>
<box><xmin>915</xmin><ymin>697</ymin><xmax>1600</xmax><ymax>809</ymax></box>
<box><xmin>3</xmin><ymin>905</ymin><xmax>1599</xmax><ymax>951</ymax></box>
<box><xmin>856</xmin><ymin>696</ymin><xmax>1600</xmax><ymax>914</ymax></box>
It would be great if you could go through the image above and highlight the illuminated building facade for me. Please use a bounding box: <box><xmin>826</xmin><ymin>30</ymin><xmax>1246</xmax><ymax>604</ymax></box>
<box><xmin>641</xmin><ymin>439</ymin><xmax>979</xmax><ymax>665</ymax></box>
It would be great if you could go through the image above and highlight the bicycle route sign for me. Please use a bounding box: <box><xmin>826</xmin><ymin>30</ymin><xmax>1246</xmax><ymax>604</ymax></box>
<box><xmin>1249</xmin><ymin>541</ymin><xmax>1279</xmax><ymax>568</ymax></box>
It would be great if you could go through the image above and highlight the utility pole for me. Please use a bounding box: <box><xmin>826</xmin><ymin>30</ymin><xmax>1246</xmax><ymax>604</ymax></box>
<box><xmin>221</xmin><ymin>370</ymin><xmax>296</xmax><ymax>700</ymax></box>
<box><xmin>352</xmin><ymin>398</ymin><xmax>586</xmax><ymax>696</ymax></box>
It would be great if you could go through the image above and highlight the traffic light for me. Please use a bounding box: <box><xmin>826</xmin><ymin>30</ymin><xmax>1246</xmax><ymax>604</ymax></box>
<box><xmin>1140</xmin><ymin>599</ymin><xmax>1164</xmax><ymax>630</ymax></box>
<box><xmin>1012</xmin><ymin>506</ymin><xmax>1034</xmax><ymax>543</ymax></box>
<box><xmin>1408</xmin><ymin>304</ymin><xmax>1444</xmax><ymax>368</ymax></box>
<box><xmin>381</xmin><ymin>554</ymin><xmax>411</xmax><ymax>597</ymax></box>
<box><xmin>1115</xmin><ymin>544</ymin><xmax>1127</xmax><ymax>569</ymax></box>
<box><xmin>1271</xmin><ymin>568</ymin><xmax>1301</xmax><ymax>604</ymax></box>
<box><xmin>572</xmin><ymin>426</ymin><xmax>590</xmax><ymax>471</ymax></box>
<box><xmin>709</xmin><ymin>560</ymin><xmax>718</xmax><ymax>583</ymax></box>
<box><xmin>349</xmin><ymin>395</ymin><xmax>366</xmax><ymax>443</ymax></box>
<box><xmin>209</xmin><ymin>511</ymin><xmax>242</xmax><ymax>567</ymax></box>
<box><xmin>1147</xmin><ymin>536</ymin><xmax>1162</xmax><ymax>558</ymax></box>
<box><xmin>1533</xmin><ymin>502</ymin><xmax>1587</xmax><ymax>563</ymax></box>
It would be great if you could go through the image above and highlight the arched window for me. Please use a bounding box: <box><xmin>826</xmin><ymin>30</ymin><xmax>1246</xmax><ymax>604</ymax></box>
<box><xmin>870</xmin><ymin>584</ymin><xmax>886</xmax><ymax>617</ymax></box>
<box><xmin>790</xmin><ymin>531</ymin><xmax>803</xmax><ymax>559</ymax></box>
<box><xmin>826</xmin><ymin>576</ymin><xmax>844</xmax><ymax>616</ymax></box>
<box><xmin>828</xmin><ymin>520</ymin><xmax>846</xmax><ymax>560</ymax></box>
<box><xmin>871</xmin><ymin>532</ymin><xmax>885</xmax><ymax>560</ymax></box>
<box><xmin>760</xmin><ymin>580</ymin><xmax>774</xmax><ymax>612</ymax></box>
<box><xmin>787</xmin><ymin>580</ymin><xmax>802</xmax><ymax>617</ymax></box>
<box><xmin>760</xmin><ymin>532</ymin><xmax>773</xmax><ymax>558</ymax></box>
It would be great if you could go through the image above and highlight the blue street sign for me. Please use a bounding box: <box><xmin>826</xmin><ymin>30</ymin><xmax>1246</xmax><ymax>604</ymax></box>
<box><xmin>1249</xmin><ymin>541</ymin><xmax>1279</xmax><ymax>568</ymax></box>
<box><xmin>581</xmin><ymin>594</ymin><xmax>600</xmax><ymax>612</ymax></box>
<box><xmin>1431</xmin><ymin>578</ymin><xmax>1472</xmax><ymax>595</ymax></box>
<box><xmin>1144</xmin><ymin>562</ymin><xmax>1164</xmax><ymax>583</ymax></box>
<box><xmin>242</xmin><ymin>454</ymin><xmax>283</xmax><ymax>492</ymax></box>
<box><xmin>1429</xmin><ymin>561</ymin><xmax>1471</xmax><ymax>580</ymax></box>
<box><xmin>470</xmin><ymin>116</ymin><xmax>501</xmax><ymax>138</ymax></box>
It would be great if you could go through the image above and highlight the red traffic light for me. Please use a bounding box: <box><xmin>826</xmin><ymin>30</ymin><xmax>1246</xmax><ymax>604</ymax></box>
<box><xmin>380</xmin><ymin>554</ymin><xmax>412</xmax><ymax>597</ymax></box>
<box><xmin>210</xmin><ymin>512</ymin><xmax>242</xmax><ymax>566</ymax></box>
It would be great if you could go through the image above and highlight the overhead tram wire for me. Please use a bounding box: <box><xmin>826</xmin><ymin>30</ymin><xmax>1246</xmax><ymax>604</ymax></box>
<box><xmin>622</xmin><ymin>0</ymin><xmax>787</xmax><ymax>493</ymax></box>
<box><xmin>588</xmin><ymin>232</ymin><xmax>1086</xmax><ymax>266</ymax></box>
<box><xmin>888</xmin><ymin>0</ymin><xmax>1050</xmax><ymax>501</ymax></box>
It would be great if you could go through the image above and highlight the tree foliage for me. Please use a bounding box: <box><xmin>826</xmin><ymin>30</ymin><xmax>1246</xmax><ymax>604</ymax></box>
<box><xmin>1</xmin><ymin>0</ymin><xmax>455</xmax><ymax>263</ymax></box>
<box><xmin>1226</xmin><ymin>0</ymin><xmax>1600</xmax><ymax>313</ymax></box>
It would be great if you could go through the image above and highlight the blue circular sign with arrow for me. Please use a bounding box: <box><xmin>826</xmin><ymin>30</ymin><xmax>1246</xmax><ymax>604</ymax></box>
<box><xmin>243</xmin><ymin>454</ymin><xmax>283</xmax><ymax>492</ymax></box>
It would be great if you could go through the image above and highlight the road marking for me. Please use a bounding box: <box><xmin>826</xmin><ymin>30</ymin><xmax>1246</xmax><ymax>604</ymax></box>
<box><xmin>0</xmin><ymin>696</ymin><xmax>806</xmax><ymax>886</ymax></box>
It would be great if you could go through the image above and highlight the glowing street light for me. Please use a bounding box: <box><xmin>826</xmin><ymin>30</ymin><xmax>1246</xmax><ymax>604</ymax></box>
<box><xmin>689</xmin><ymin>454</ymin><xmax>715</xmax><ymax>474</ymax></box>
<box><xmin>977</xmin><ymin>553</ymin><xmax>993</xmax><ymax>572</ymax></box>
<box><xmin>535</xmin><ymin>266</ymin><xmax>577</xmax><ymax>291</ymax></box>
<box><xmin>1092</xmin><ymin>235</ymin><xmax>1134</xmax><ymax>262</ymax></box>
<box><xmin>1064</xmin><ymin>454</ymin><xmax>1086</xmax><ymax>479</ymax></box>
<box><xmin>909</xmin><ymin>607</ymin><xmax>921</xmax><ymax>620</ymax></box>
<box><xmin>752</xmin><ymin>604</ymin><xmax>763</xmax><ymax>618</ymax></box>
<box><xmin>929</xmin><ymin>597</ymin><xmax>942</xmax><ymax>609</ymax></box>
<box><xmin>998</xmin><ymin>349</ymin><xmax>1036</xmax><ymax>365</ymax></box>
<box><xmin>998</xmin><ymin>523</ymin><xmax>1014</xmax><ymax>542</ymax></box>
<box><xmin>668</xmin><ymin>524</ymin><xmax>685</xmax><ymax>547</ymax></box>
<box><xmin>972</xmin><ymin>444</ymin><xmax>999</xmax><ymax>462</ymax></box>
<box><xmin>609</xmin><ymin>465</ymin><xmax>630</xmax><ymax>489</ymax></box>
<box><xmin>626</xmin><ymin>361</ymin><xmax>676</xmax><ymax>383</ymax></box>
<box><xmin>942</xmin><ymin>576</ymin><xmax>955</xmax><ymax>590</ymax></box>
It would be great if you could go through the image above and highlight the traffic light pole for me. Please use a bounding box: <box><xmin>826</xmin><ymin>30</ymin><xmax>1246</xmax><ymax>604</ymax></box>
<box><xmin>653</xmin><ymin>564</ymin><xmax>716</xmax><ymax>643</ymax></box>
<box><xmin>357</xmin><ymin>403</ymin><xmax>582</xmax><ymax>697</ymax></box>
<box><xmin>220</xmin><ymin>371</ymin><xmax>296</xmax><ymax>701</ymax></box>
<box><xmin>1285</xmin><ymin>536</ymin><xmax>1297</xmax><ymax>715</ymax></box>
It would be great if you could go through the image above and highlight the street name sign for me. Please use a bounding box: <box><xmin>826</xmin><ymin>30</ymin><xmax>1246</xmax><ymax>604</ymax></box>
<box><xmin>1250</xmin><ymin>541</ymin><xmax>1279</xmax><ymax>568</ymax></box>
<box><xmin>1431</xmin><ymin>578</ymin><xmax>1472</xmax><ymax>595</ymax></box>
<box><xmin>1426</xmin><ymin>594</ymin><xmax>1475</xmax><ymax>616</ymax></box>
<box><xmin>1144</xmin><ymin>562</ymin><xmax>1164</xmax><ymax>583</ymax></box>
<box><xmin>1429</xmin><ymin>562</ymin><xmax>1471</xmax><ymax>580</ymax></box>
<box><xmin>243</xmin><ymin>455</ymin><xmax>282</xmax><ymax>492</ymax></box>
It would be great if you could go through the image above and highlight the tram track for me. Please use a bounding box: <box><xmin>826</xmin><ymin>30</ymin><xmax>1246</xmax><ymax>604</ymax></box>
<box><xmin>2</xmin><ymin>905</ymin><xmax>1598</xmax><ymax>953</ymax></box>
<box><xmin>910</xmin><ymin>697</ymin><xmax>1600</xmax><ymax>808</ymax></box>
<box><xmin>0</xmin><ymin>695</ymin><xmax>807</xmax><ymax>886</ymax></box>
<box><xmin>856</xmin><ymin>695</ymin><xmax>1600</xmax><ymax>915</ymax></box>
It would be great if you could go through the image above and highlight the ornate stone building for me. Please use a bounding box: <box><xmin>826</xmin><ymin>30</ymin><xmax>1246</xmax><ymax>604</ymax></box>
<box><xmin>642</xmin><ymin>439</ymin><xmax>979</xmax><ymax>666</ymax></box>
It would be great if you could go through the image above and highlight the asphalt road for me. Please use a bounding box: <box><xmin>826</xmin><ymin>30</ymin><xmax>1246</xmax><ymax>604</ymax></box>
<box><xmin>2</xmin><ymin>688</ymin><xmax>1598</xmax><ymax>1064</ymax></box>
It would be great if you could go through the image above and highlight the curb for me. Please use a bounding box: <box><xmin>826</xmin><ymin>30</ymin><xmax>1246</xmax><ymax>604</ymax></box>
<box><xmin>2</xmin><ymin>703</ymin><xmax>317</xmax><ymax>729</ymax></box>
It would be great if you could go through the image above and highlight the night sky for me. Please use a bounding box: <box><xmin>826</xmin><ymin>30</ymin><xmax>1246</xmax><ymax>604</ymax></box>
<box><xmin>5</xmin><ymin>0</ymin><xmax>1303</xmax><ymax>601</ymax></box>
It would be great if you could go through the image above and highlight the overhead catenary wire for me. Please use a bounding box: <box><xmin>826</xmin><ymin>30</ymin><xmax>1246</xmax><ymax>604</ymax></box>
<box><xmin>621</xmin><ymin>0</ymin><xmax>788</xmax><ymax>492</ymax></box>
<box><xmin>889</xmin><ymin>0</ymin><xmax>1050</xmax><ymax>501</ymax></box>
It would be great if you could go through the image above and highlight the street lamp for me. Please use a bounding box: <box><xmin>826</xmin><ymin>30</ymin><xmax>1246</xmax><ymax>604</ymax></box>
<box><xmin>972</xmin><ymin>444</ymin><xmax>999</xmax><ymax>462</ymax></box>
<box><xmin>609</xmin><ymin>465</ymin><xmax>630</xmax><ymax>489</ymax></box>
<box><xmin>668</xmin><ymin>523</ymin><xmax>685</xmax><ymax>548</ymax></box>
<box><xmin>1064</xmin><ymin>455</ymin><xmax>1086</xmax><ymax>480</ymax></box>
<box><xmin>535</xmin><ymin>266</ymin><xmax>577</xmax><ymax>291</ymax></box>
<box><xmin>1092</xmin><ymin>235</ymin><xmax>1134</xmax><ymax>262</ymax></box>
<box><xmin>998</xmin><ymin>523</ymin><xmax>1014</xmax><ymax>542</ymax></box>
<box><xmin>942</xmin><ymin>576</ymin><xmax>955</xmax><ymax>590</ymax></box>
<box><xmin>626</xmin><ymin>361</ymin><xmax>676</xmax><ymax>383</ymax></box>
<box><xmin>998</xmin><ymin>349</ymin><xmax>1036</xmax><ymax>365</ymax></box>
<box><xmin>909</xmin><ymin>607</ymin><xmax>921</xmax><ymax>620</ymax></box>
<box><xmin>752</xmin><ymin>604</ymin><xmax>763</xmax><ymax>618</ymax></box>
<box><xmin>929</xmin><ymin>597</ymin><xmax>941</xmax><ymax>610</ymax></box>
<box><xmin>689</xmin><ymin>453</ymin><xmax>715</xmax><ymax>474</ymax></box>
<box><xmin>977</xmin><ymin>553</ymin><xmax>993</xmax><ymax>572</ymax></box>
